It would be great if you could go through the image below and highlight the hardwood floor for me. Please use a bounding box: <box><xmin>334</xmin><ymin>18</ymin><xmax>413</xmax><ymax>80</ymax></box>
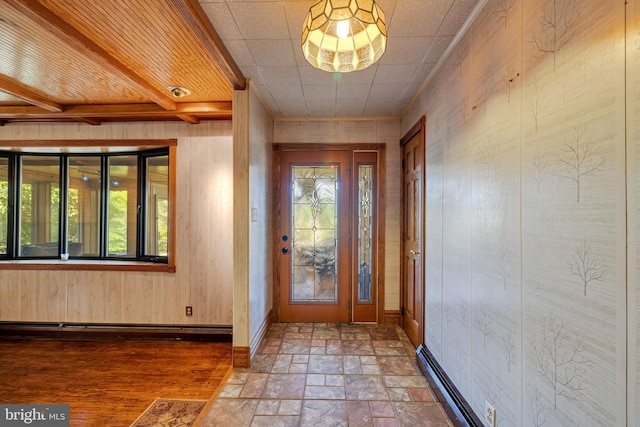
<box><xmin>0</xmin><ymin>338</ymin><xmax>232</xmax><ymax>426</ymax></box>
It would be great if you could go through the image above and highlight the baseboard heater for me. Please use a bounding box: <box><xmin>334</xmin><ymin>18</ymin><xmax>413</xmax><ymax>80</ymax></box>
<box><xmin>416</xmin><ymin>344</ymin><xmax>483</xmax><ymax>427</ymax></box>
<box><xmin>0</xmin><ymin>321</ymin><xmax>232</xmax><ymax>342</ymax></box>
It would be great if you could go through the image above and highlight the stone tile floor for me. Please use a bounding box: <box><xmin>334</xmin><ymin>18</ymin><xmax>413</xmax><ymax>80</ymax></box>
<box><xmin>199</xmin><ymin>323</ymin><xmax>456</xmax><ymax>427</ymax></box>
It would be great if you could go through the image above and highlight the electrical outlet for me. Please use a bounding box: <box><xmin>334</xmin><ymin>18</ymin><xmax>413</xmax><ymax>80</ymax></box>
<box><xmin>186</xmin><ymin>306</ymin><xmax>193</xmax><ymax>316</ymax></box>
<box><xmin>485</xmin><ymin>401</ymin><xmax>496</xmax><ymax>427</ymax></box>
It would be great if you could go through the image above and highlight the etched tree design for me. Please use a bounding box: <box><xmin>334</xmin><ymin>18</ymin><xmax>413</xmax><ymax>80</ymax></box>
<box><xmin>494</xmin><ymin>0</ymin><xmax>516</xmax><ymax>28</ymax></box>
<box><xmin>427</xmin><ymin>77</ymin><xmax>441</xmax><ymax>107</ymax></box>
<box><xmin>451</xmin><ymin>37</ymin><xmax>469</xmax><ymax>77</ymax></box>
<box><xmin>479</xmin><ymin>372</ymin><xmax>503</xmax><ymax>416</ymax></box>
<box><xmin>460</xmin><ymin>98</ymin><xmax>470</xmax><ymax>124</ymax></box>
<box><xmin>556</xmin><ymin>126</ymin><xmax>606</xmax><ymax>202</ymax></box>
<box><xmin>495</xmin><ymin>244</ymin><xmax>514</xmax><ymax>290</ymax></box>
<box><xmin>502</xmin><ymin>68</ymin><xmax>519</xmax><ymax>103</ymax></box>
<box><xmin>528</xmin><ymin>78</ymin><xmax>546</xmax><ymax>130</ymax></box>
<box><xmin>475</xmin><ymin>308</ymin><xmax>493</xmax><ymax>349</ymax></box>
<box><xmin>531</xmin><ymin>0</ymin><xmax>582</xmax><ymax>71</ymax></box>
<box><xmin>530</xmin><ymin>387</ymin><xmax>547</xmax><ymax>427</ymax></box>
<box><xmin>531</xmin><ymin>315</ymin><xmax>591</xmax><ymax>410</ymax></box>
<box><xmin>451</xmin><ymin>345</ymin><xmax>468</xmax><ymax>389</ymax></box>
<box><xmin>502</xmin><ymin>332</ymin><xmax>516</xmax><ymax>372</ymax></box>
<box><xmin>479</xmin><ymin>139</ymin><xmax>501</xmax><ymax>187</ymax></box>
<box><xmin>475</xmin><ymin>76</ymin><xmax>493</xmax><ymax>115</ymax></box>
<box><xmin>446</xmin><ymin>307</ymin><xmax>455</xmax><ymax>326</ymax></box>
<box><xmin>569</xmin><ymin>240</ymin><xmax>606</xmax><ymax>296</ymax></box>
<box><xmin>528</xmin><ymin>148</ymin><xmax>551</xmax><ymax>193</ymax></box>
<box><xmin>446</xmin><ymin>301</ymin><xmax>469</xmax><ymax>328</ymax></box>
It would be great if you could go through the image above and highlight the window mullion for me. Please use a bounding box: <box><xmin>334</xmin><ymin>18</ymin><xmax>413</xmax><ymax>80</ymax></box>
<box><xmin>7</xmin><ymin>154</ymin><xmax>18</xmax><ymax>259</ymax></box>
<box><xmin>60</xmin><ymin>155</ymin><xmax>68</xmax><ymax>257</ymax></box>
<box><xmin>100</xmin><ymin>156</ymin><xmax>109</xmax><ymax>258</ymax></box>
<box><xmin>137</xmin><ymin>154</ymin><xmax>145</xmax><ymax>259</ymax></box>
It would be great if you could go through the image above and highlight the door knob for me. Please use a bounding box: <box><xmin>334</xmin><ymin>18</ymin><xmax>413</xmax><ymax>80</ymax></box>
<box><xmin>410</xmin><ymin>249</ymin><xmax>421</xmax><ymax>255</ymax></box>
<box><xmin>282</xmin><ymin>247</ymin><xmax>289</xmax><ymax>254</ymax></box>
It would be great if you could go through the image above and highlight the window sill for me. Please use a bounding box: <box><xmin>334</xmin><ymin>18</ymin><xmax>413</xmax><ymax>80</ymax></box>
<box><xmin>0</xmin><ymin>260</ymin><xmax>176</xmax><ymax>272</ymax></box>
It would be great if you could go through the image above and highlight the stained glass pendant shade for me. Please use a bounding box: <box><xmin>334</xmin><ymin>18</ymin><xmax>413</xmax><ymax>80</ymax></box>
<box><xmin>301</xmin><ymin>0</ymin><xmax>387</xmax><ymax>73</ymax></box>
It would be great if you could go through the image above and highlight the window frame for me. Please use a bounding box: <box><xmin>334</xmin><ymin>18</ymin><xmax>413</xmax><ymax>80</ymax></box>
<box><xmin>0</xmin><ymin>140</ymin><xmax>176</xmax><ymax>272</ymax></box>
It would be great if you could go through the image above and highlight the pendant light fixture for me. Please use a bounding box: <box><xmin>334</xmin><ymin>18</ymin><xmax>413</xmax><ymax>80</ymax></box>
<box><xmin>301</xmin><ymin>0</ymin><xmax>387</xmax><ymax>73</ymax></box>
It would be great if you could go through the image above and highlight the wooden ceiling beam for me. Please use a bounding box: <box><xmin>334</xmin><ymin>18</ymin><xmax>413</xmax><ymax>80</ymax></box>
<box><xmin>0</xmin><ymin>74</ymin><xmax>63</xmax><ymax>113</ymax></box>
<box><xmin>177</xmin><ymin>115</ymin><xmax>200</xmax><ymax>124</ymax></box>
<box><xmin>0</xmin><ymin>102</ymin><xmax>232</xmax><ymax>120</ymax></box>
<box><xmin>75</xmin><ymin>117</ymin><xmax>102</xmax><ymax>126</ymax></box>
<box><xmin>4</xmin><ymin>0</ymin><xmax>177</xmax><ymax>111</ymax></box>
<box><xmin>170</xmin><ymin>0</ymin><xmax>246</xmax><ymax>90</ymax></box>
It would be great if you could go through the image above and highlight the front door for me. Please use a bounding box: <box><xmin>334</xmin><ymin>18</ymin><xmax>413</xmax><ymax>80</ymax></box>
<box><xmin>278</xmin><ymin>150</ymin><xmax>351</xmax><ymax>322</ymax></box>
<box><xmin>401</xmin><ymin>118</ymin><xmax>425</xmax><ymax>348</ymax></box>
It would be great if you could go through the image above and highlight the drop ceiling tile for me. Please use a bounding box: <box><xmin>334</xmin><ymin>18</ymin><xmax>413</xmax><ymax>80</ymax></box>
<box><xmin>199</xmin><ymin>0</ymin><xmax>479</xmax><ymax>119</ymax></box>
<box><xmin>224</xmin><ymin>40</ymin><xmax>256</xmax><ymax>66</ymax></box>
<box><xmin>411</xmin><ymin>62</ymin><xmax>438</xmax><ymax>85</ymax></box>
<box><xmin>379</xmin><ymin>37</ymin><xmax>433</xmax><ymax>65</ymax></box>
<box><xmin>363</xmin><ymin>100</ymin><xmax>402</xmax><ymax>116</ymax></box>
<box><xmin>306</xmin><ymin>100</ymin><xmax>337</xmax><ymax>118</ymax></box>
<box><xmin>228</xmin><ymin>2</ymin><xmax>290</xmax><ymax>39</ymax></box>
<box><xmin>201</xmin><ymin>2</ymin><xmax>243</xmax><ymax>40</ymax></box>
<box><xmin>403</xmin><ymin>82</ymin><xmax>424</xmax><ymax>102</ymax></box>
<box><xmin>252</xmin><ymin>83</ymin><xmax>273</xmax><ymax>103</ymax></box>
<box><xmin>253</xmin><ymin>84</ymin><xmax>279</xmax><ymax>113</ymax></box>
<box><xmin>284</xmin><ymin>2</ymin><xmax>312</xmax><ymax>42</ymax></box>
<box><xmin>276</xmin><ymin>99</ymin><xmax>309</xmax><ymax>117</ymax></box>
<box><xmin>439</xmin><ymin>0</ymin><xmax>480</xmax><ymax>36</ymax></box>
<box><xmin>336</xmin><ymin>84</ymin><xmax>371</xmax><ymax>100</ymax></box>
<box><xmin>336</xmin><ymin>98</ymin><xmax>366</xmax><ymax>117</ymax></box>
<box><xmin>368</xmin><ymin>83</ymin><xmax>408</xmax><ymax>100</ymax></box>
<box><xmin>303</xmin><ymin>84</ymin><xmax>337</xmax><ymax>100</ymax></box>
<box><xmin>388</xmin><ymin>0</ymin><xmax>455</xmax><ymax>37</ymax></box>
<box><xmin>299</xmin><ymin>66</ymin><xmax>342</xmax><ymax>85</ymax></box>
<box><xmin>269</xmin><ymin>83</ymin><xmax>304</xmax><ymax>100</ymax></box>
<box><xmin>421</xmin><ymin>35</ymin><xmax>454</xmax><ymax>63</ymax></box>
<box><xmin>374</xmin><ymin>0</ymin><xmax>399</xmax><ymax>26</ymax></box>
<box><xmin>374</xmin><ymin>64</ymin><xmax>418</xmax><ymax>84</ymax></box>
<box><xmin>241</xmin><ymin>67</ymin><xmax>265</xmax><ymax>84</ymax></box>
<box><xmin>336</xmin><ymin>66</ymin><xmax>377</xmax><ymax>84</ymax></box>
<box><xmin>260</xmin><ymin>66</ymin><xmax>301</xmax><ymax>86</ymax></box>
<box><xmin>293</xmin><ymin>43</ymin><xmax>309</xmax><ymax>66</ymax></box>
<box><xmin>246</xmin><ymin>39</ymin><xmax>297</xmax><ymax>66</ymax></box>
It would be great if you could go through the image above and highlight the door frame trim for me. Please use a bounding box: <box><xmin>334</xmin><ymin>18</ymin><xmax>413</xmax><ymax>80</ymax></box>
<box><xmin>272</xmin><ymin>143</ymin><xmax>386</xmax><ymax>324</ymax></box>
<box><xmin>399</xmin><ymin>116</ymin><xmax>426</xmax><ymax>344</ymax></box>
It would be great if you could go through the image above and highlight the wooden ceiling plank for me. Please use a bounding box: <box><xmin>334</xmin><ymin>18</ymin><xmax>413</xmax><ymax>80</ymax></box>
<box><xmin>0</xmin><ymin>74</ymin><xmax>63</xmax><ymax>113</ymax></box>
<box><xmin>4</xmin><ymin>0</ymin><xmax>178</xmax><ymax>111</ymax></box>
<box><xmin>0</xmin><ymin>102</ymin><xmax>232</xmax><ymax>119</ymax></box>
<box><xmin>177</xmin><ymin>114</ymin><xmax>200</xmax><ymax>124</ymax></box>
<box><xmin>170</xmin><ymin>0</ymin><xmax>246</xmax><ymax>90</ymax></box>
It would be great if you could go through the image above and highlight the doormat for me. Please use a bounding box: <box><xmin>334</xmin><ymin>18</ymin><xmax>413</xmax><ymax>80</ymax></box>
<box><xmin>130</xmin><ymin>398</ymin><xmax>207</xmax><ymax>427</ymax></box>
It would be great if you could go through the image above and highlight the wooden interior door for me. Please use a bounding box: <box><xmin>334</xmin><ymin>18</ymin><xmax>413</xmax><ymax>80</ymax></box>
<box><xmin>401</xmin><ymin>118</ymin><xmax>425</xmax><ymax>348</ymax></box>
<box><xmin>278</xmin><ymin>150</ymin><xmax>351</xmax><ymax>322</ymax></box>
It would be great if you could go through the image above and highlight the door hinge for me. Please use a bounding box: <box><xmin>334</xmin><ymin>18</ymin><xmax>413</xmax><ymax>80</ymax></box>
<box><xmin>401</xmin><ymin>306</ymin><xmax>405</xmax><ymax>316</ymax></box>
<box><xmin>402</xmin><ymin>159</ymin><xmax>405</xmax><ymax>170</ymax></box>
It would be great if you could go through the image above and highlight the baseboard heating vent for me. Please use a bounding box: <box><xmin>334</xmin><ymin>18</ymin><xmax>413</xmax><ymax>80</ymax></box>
<box><xmin>416</xmin><ymin>344</ymin><xmax>483</xmax><ymax>427</ymax></box>
<box><xmin>0</xmin><ymin>322</ymin><xmax>232</xmax><ymax>342</ymax></box>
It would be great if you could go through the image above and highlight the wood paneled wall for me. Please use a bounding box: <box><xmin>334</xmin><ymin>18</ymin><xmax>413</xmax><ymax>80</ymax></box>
<box><xmin>0</xmin><ymin>121</ymin><xmax>234</xmax><ymax>326</ymax></box>
<box><xmin>403</xmin><ymin>0</ymin><xmax>630</xmax><ymax>425</ymax></box>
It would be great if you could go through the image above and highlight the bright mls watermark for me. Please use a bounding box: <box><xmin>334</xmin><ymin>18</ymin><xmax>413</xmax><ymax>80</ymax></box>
<box><xmin>0</xmin><ymin>405</ymin><xmax>69</xmax><ymax>426</ymax></box>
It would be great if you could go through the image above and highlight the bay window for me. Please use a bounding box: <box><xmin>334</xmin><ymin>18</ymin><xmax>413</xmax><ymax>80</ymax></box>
<box><xmin>0</xmin><ymin>146</ymin><xmax>172</xmax><ymax>265</ymax></box>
